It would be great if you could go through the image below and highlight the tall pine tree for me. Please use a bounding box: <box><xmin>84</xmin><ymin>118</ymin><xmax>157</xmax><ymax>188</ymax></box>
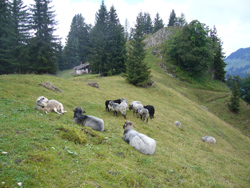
<box><xmin>29</xmin><ymin>0</ymin><xmax>59</xmax><ymax>74</ymax></box>
<box><xmin>124</xmin><ymin>12</ymin><xmax>151</xmax><ymax>86</ymax></box>
<box><xmin>0</xmin><ymin>0</ymin><xmax>13</xmax><ymax>74</ymax></box>
<box><xmin>210</xmin><ymin>26</ymin><xmax>226</xmax><ymax>81</ymax></box>
<box><xmin>153</xmin><ymin>12</ymin><xmax>164</xmax><ymax>33</ymax></box>
<box><xmin>167</xmin><ymin>9</ymin><xmax>176</xmax><ymax>26</ymax></box>
<box><xmin>9</xmin><ymin>0</ymin><xmax>30</xmax><ymax>73</ymax></box>
<box><xmin>89</xmin><ymin>0</ymin><xmax>109</xmax><ymax>75</ymax></box>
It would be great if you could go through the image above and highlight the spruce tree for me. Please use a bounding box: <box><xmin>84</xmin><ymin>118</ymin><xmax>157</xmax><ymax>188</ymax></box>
<box><xmin>124</xmin><ymin>13</ymin><xmax>151</xmax><ymax>86</ymax></box>
<box><xmin>29</xmin><ymin>0</ymin><xmax>59</xmax><ymax>74</ymax></box>
<box><xmin>0</xmin><ymin>0</ymin><xmax>13</xmax><ymax>74</ymax></box>
<box><xmin>9</xmin><ymin>0</ymin><xmax>30</xmax><ymax>73</ymax></box>
<box><xmin>153</xmin><ymin>12</ymin><xmax>164</xmax><ymax>33</ymax></box>
<box><xmin>228</xmin><ymin>81</ymin><xmax>240</xmax><ymax>113</ymax></box>
<box><xmin>168</xmin><ymin>9</ymin><xmax>176</xmax><ymax>26</ymax></box>
<box><xmin>62</xmin><ymin>14</ymin><xmax>90</xmax><ymax>70</ymax></box>
<box><xmin>106</xmin><ymin>5</ymin><xmax>126</xmax><ymax>75</ymax></box>
<box><xmin>89</xmin><ymin>0</ymin><xmax>109</xmax><ymax>75</ymax></box>
<box><xmin>210</xmin><ymin>26</ymin><xmax>226</xmax><ymax>81</ymax></box>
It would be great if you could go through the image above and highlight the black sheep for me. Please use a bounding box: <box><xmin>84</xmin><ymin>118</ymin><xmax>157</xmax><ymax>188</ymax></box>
<box><xmin>105</xmin><ymin>99</ymin><xmax>121</xmax><ymax>112</ymax></box>
<box><xmin>144</xmin><ymin>105</ymin><xmax>155</xmax><ymax>119</ymax></box>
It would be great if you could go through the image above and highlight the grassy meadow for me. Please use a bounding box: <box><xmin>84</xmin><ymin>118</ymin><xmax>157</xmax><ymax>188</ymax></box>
<box><xmin>0</xmin><ymin>51</ymin><xmax>250</xmax><ymax>187</ymax></box>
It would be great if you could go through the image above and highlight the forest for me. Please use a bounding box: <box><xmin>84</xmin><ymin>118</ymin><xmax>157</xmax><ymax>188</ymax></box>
<box><xmin>1</xmin><ymin>0</ymin><xmax>249</xmax><ymax>103</ymax></box>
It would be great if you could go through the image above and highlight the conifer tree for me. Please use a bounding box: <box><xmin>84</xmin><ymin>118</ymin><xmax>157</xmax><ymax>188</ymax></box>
<box><xmin>89</xmin><ymin>0</ymin><xmax>109</xmax><ymax>75</ymax></box>
<box><xmin>29</xmin><ymin>0</ymin><xmax>59</xmax><ymax>74</ymax></box>
<box><xmin>0</xmin><ymin>0</ymin><xmax>13</xmax><ymax>74</ymax></box>
<box><xmin>228</xmin><ymin>81</ymin><xmax>240</xmax><ymax>113</ymax></box>
<box><xmin>62</xmin><ymin>14</ymin><xmax>90</xmax><ymax>70</ymax></box>
<box><xmin>124</xmin><ymin>13</ymin><xmax>151</xmax><ymax>86</ymax></box>
<box><xmin>168</xmin><ymin>9</ymin><xmax>176</xmax><ymax>26</ymax></box>
<box><xmin>210</xmin><ymin>26</ymin><xmax>226</xmax><ymax>81</ymax></box>
<box><xmin>9</xmin><ymin>0</ymin><xmax>30</xmax><ymax>73</ymax></box>
<box><xmin>153</xmin><ymin>12</ymin><xmax>164</xmax><ymax>33</ymax></box>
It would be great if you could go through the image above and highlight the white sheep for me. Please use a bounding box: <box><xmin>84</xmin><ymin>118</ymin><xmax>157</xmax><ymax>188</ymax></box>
<box><xmin>201</xmin><ymin>136</ymin><xmax>216</xmax><ymax>146</ymax></box>
<box><xmin>36</xmin><ymin>96</ymin><xmax>67</xmax><ymax>115</ymax></box>
<box><xmin>109</xmin><ymin>100</ymin><xmax>127</xmax><ymax>119</ymax></box>
<box><xmin>36</xmin><ymin>96</ymin><xmax>49</xmax><ymax>111</ymax></box>
<box><xmin>136</xmin><ymin>108</ymin><xmax>149</xmax><ymax>123</ymax></box>
<box><xmin>175</xmin><ymin>121</ymin><xmax>181</xmax><ymax>128</ymax></box>
<box><xmin>122</xmin><ymin>121</ymin><xmax>156</xmax><ymax>155</ymax></box>
<box><xmin>130</xmin><ymin>102</ymin><xmax>144</xmax><ymax>115</ymax></box>
<box><xmin>129</xmin><ymin>101</ymin><xmax>141</xmax><ymax>110</ymax></box>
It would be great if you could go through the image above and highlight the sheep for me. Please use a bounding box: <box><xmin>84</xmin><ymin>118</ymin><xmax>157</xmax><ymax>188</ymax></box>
<box><xmin>105</xmin><ymin>99</ymin><xmax>121</xmax><ymax>112</ymax></box>
<box><xmin>36</xmin><ymin>96</ymin><xmax>48</xmax><ymax>111</ymax></box>
<box><xmin>129</xmin><ymin>102</ymin><xmax>144</xmax><ymax>115</ymax></box>
<box><xmin>136</xmin><ymin>108</ymin><xmax>149</xmax><ymax>123</ymax></box>
<box><xmin>73</xmin><ymin>107</ymin><xmax>104</xmax><ymax>131</ymax></box>
<box><xmin>201</xmin><ymin>136</ymin><xmax>216</xmax><ymax>146</ymax></box>
<box><xmin>144</xmin><ymin>105</ymin><xmax>155</xmax><ymax>119</ymax></box>
<box><xmin>120</xmin><ymin>98</ymin><xmax>128</xmax><ymax>109</ymax></box>
<box><xmin>36</xmin><ymin>96</ymin><xmax>67</xmax><ymax>115</ymax></box>
<box><xmin>129</xmin><ymin>101</ymin><xmax>141</xmax><ymax>110</ymax></box>
<box><xmin>122</xmin><ymin>121</ymin><xmax>156</xmax><ymax>155</ymax></box>
<box><xmin>109</xmin><ymin>100</ymin><xmax>127</xmax><ymax>119</ymax></box>
<box><xmin>175</xmin><ymin>121</ymin><xmax>181</xmax><ymax>128</ymax></box>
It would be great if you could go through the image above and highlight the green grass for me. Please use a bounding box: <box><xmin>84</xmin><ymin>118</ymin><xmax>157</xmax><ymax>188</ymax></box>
<box><xmin>0</xmin><ymin>52</ymin><xmax>250</xmax><ymax>187</ymax></box>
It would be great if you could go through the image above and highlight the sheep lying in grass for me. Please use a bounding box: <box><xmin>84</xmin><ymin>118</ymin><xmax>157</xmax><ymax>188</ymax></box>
<box><xmin>144</xmin><ymin>105</ymin><xmax>155</xmax><ymax>119</ymax></box>
<box><xmin>136</xmin><ymin>108</ymin><xmax>149</xmax><ymax>123</ymax></box>
<box><xmin>122</xmin><ymin>121</ymin><xmax>156</xmax><ymax>155</ymax></box>
<box><xmin>36</xmin><ymin>96</ymin><xmax>48</xmax><ymax>111</ymax></box>
<box><xmin>175</xmin><ymin>121</ymin><xmax>181</xmax><ymax>128</ymax></box>
<box><xmin>73</xmin><ymin>107</ymin><xmax>104</xmax><ymax>131</ymax></box>
<box><xmin>105</xmin><ymin>99</ymin><xmax>121</xmax><ymax>112</ymax></box>
<box><xmin>36</xmin><ymin>96</ymin><xmax>67</xmax><ymax>115</ymax></box>
<box><xmin>201</xmin><ymin>136</ymin><xmax>216</xmax><ymax>146</ymax></box>
<box><xmin>109</xmin><ymin>99</ymin><xmax>127</xmax><ymax>119</ymax></box>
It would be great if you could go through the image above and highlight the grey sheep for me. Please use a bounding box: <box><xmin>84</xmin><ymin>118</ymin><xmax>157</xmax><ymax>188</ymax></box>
<box><xmin>109</xmin><ymin>100</ymin><xmax>127</xmax><ymax>119</ymax></box>
<box><xmin>122</xmin><ymin>121</ymin><xmax>156</xmax><ymax>155</ymax></box>
<box><xmin>130</xmin><ymin>102</ymin><xmax>143</xmax><ymax>115</ymax></box>
<box><xmin>175</xmin><ymin>121</ymin><xmax>181</xmax><ymax>128</ymax></box>
<box><xmin>36</xmin><ymin>96</ymin><xmax>67</xmax><ymax>115</ymax></box>
<box><xmin>201</xmin><ymin>136</ymin><xmax>216</xmax><ymax>145</ymax></box>
<box><xmin>136</xmin><ymin>108</ymin><xmax>149</xmax><ymax>123</ymax></box>
<box><xmin>73</xmin><ymin>107</ymin><xmax>104</xmax><ymax>131</ymax></box>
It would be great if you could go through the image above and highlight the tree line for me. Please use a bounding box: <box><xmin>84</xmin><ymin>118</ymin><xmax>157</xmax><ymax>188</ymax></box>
<box><xmin>1</xmin><ymin>0</ymin><xmax>227</xmax><ymax>86</ymax></box>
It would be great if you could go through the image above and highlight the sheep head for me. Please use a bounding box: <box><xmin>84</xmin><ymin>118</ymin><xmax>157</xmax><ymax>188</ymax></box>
<box><xmin>123</xmin><ymin>121</ymin><xmax>134</xmax><ymax>130</ymax></box>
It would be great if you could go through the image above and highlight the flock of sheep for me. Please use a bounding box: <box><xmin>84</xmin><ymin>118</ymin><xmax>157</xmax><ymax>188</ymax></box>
<box><xmin>36</xmin><ymin>96</ymin><xmax>216</xmax><ymax>155</ymax></box>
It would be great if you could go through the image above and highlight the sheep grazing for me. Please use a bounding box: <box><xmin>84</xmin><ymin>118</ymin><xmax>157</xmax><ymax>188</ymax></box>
<box><xmin>109</xmin><ymin>100</ymin><xmax>127</xmax><ymax>119</ymax></box>
<box><xmin>129</xmin><ymin>101</ymin><xmax>141</xmax><ymax>110</ymax></box>
<box><xmin>122</xmin><ymin>121</ymin><xmax>156</xmax><ymax>155</ymax></box>
<box><xmin>129</xmin><ymin>102</ymin><xmax>143</xmax><ymax>115</ymax></box>
<box><xmin>36</xmin><ymin>96</ymin><xmax>67</xmax><ymax>115</ymax></box>
<box><xmin>144</xmin><ymin>105</ymin><xmax>155</xmax><ymax>119</ymax></box>
<box><xmin>105</xmin><ymin>99</ymin><xmax>121</xmax><ymax>112</ymax></box>
<box><xmin>136</xmin><ymin>108</ymin><xmax>149</xmax><ymax>123</ymax></box>
<box><xmin>73</xmin><ymin>107</ymin><xmax>104</xmax><ymax>131</ymax></box>
<box><xmin>201</xmin><ymin>136</ymin><xmax>216</xmax><ymax>146</ymax></box>
<box><xmin>175</xmin><ymin>121</ymin><xmax>181</xmax><ymax>128</ymax></box>
<box><xmin>120</xmin><ymin>98</ymin><xmax>128</xmax><ymax>109</ymax></box>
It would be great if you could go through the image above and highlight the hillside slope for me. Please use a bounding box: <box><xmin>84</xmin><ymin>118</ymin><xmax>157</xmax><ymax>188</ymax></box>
<box><xmin>225</xmin><ymin>47</ymin><xmax>250</xmax><ymax>77</ymax></box>
<box><xmin>1</xmin><ymin>53</ymin><xmax>250</xmax><ymax>187</ymax></box>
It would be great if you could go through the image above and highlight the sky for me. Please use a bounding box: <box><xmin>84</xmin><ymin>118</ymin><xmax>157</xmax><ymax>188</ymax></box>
<box><xmin>24</xmin><ymin>0</ymin><xmax>250</xmax><ymax>57</ymax></box>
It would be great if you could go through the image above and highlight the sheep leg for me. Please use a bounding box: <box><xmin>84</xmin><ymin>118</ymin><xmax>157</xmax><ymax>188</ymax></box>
<box><xmin>53</xmin><ymin>108</ymin><xmax>63</xmax><ymax>115</ymax></box>
<box><xmin>146</xmin><ymin>117</ymin><xmax>148</xmax><ymax>123</ymax></box>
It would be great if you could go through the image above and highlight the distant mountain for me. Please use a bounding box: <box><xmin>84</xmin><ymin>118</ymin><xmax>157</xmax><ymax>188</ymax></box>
<box><xmin>224</xmin><ymin>47</ymin><xmax>250</xmax><ymax>78</ymax></box>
